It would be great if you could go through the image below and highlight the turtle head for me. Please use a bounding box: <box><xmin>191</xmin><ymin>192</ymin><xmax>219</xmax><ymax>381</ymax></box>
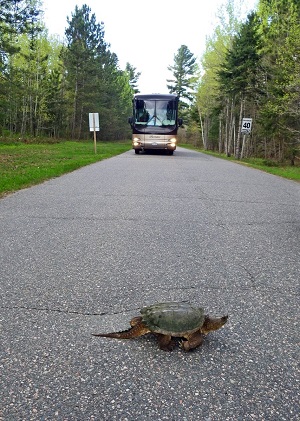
<box><xmin>201</xmin><ymin>314</ymin><xmax>228</xmax><ymax>334</ymax></box>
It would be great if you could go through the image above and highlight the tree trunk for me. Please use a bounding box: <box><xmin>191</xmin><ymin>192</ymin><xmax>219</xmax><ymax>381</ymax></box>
<box><xmin>228</xmin><ymin>98</ymin><xmax>235</xmax><ymax>156</ymax></box>
<box><xmin>222</xmin><ymin>99</ymin><xmax>229</xmax><ymax>154</ymax></box>
<box><xmin>219</xmin><ymin>112</ymin><xmax>223</xmax><ymax>153</ymax></box>
<box><xmin>235</xmin><ymin>96</ymin><xmax>244</xmax><ymax>159</ymax></box>
<box><xmin>197</xmin><ymin>105</ymin><xmax>206</xmax><ymax>149</ymax></box>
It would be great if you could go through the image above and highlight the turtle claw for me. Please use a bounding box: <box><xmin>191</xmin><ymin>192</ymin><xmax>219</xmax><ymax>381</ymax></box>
<box><xmin>179</xmin><ymin>339</ymin><xmax>191</xmax><ymax>351</ymax></box>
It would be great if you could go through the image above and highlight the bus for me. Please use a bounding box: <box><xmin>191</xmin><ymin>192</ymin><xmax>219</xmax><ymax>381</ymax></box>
<box><xmin>128</xmin><ymin>93</ymin><xmax>182</xmax><ymax>155</ymax></box>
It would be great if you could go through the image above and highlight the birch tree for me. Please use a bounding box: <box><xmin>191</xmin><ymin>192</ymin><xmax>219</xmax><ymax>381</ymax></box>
<box><xmin>196</xmin><ymin>0</ymin><xmax>239</xmax><ymax>150</ymax></box>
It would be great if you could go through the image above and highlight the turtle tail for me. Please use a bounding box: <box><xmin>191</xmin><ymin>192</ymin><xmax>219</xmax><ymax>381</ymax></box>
<box><xmin>92</xmin><ymin>321</ymin><xmax>150</xmax><ymax>339</ymax></box>
<box><xmin>201</xmin><ymin>314</ymin><xmax>228</xmax><ymax>334</ymax></box>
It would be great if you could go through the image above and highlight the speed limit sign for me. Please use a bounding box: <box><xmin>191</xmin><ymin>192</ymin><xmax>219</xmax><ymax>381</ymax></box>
<box><xmin>241</xmin><ymin>118</ymin><xmax>252</xmax><ymax>134</ymax></box>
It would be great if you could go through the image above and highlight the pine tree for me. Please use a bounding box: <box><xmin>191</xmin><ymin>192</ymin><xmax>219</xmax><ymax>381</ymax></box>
<box><xmin>0</xmin><ymin>0</ymin><xmax>41</xmax><ymax>69</ymax></box>
<box><xmin>125</xmin><ymin>62</ymin><xmax>141</xmax><ymax>94</ymax></box>
<box><xmin>63</xmin><ymin>4</ymin><xmax>109</xmax><ymax>138</ymax></box>
<box><xmin>218</xmin><ymin>12</ymin><xmax>261</xmax><ymax>157</ymax></box>
<box><xmin>167</xmin><ymin>45</ymin><xmax>198</xmax><ymax>115</ymax></box>
<box><xmin>62</xmin><ymin>4</ymin><xmax>133</xmax><ymax>140</ymax></box>
<box><xmin>255</xmin><ymin>0</ymin><xmax>300</xmax><ymax>160</ymax></box>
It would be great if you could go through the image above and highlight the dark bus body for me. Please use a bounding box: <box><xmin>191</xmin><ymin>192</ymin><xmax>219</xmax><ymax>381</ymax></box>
<box><xmin>128</xmin><ymin>93</ymin><xmax>182</xmax><ymax>155</ymax></box>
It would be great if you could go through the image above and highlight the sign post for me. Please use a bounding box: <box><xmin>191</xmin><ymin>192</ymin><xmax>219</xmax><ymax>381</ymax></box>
<box><xmin>240</xmin><ymin>118</ymin><xmax>253</xmax><ymax>159</ymax></box>
<box><xmin>89</xmin><ymin>113</ymin><xmax>100</xmax><ymax>154</ymax></box>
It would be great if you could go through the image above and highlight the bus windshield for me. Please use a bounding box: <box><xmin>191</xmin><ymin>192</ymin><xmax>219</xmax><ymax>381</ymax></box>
<box><xmin>134</xmin><ymin>99</ymin><xmax>177</xmax><ymax>128</ymax></box>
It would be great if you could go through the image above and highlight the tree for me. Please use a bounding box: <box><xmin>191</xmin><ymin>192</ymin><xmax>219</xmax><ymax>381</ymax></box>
<box><xmin>0</xmin><ymin>0</ymin><xmax>44</xmax><ymax>136</ymax></box>
<box><xmin>125</xmin><ymin>62</ymin><xmax>141</xmax><ymax>94</ymax></box>
<box><xmin>62</xmin><ymin>4</ymin><xmax>105</xmax><ymax>138</ymax></box>
<box><xmin>196</xmin><ymin>0</ymin><xmax>252</xmax><ymax>152</ymax></box>
<box><xmin>0</xmin><ymin>0</ymin><xmax>41</xmax><ymax>69</ymax></box>
<box><xmin>95</xmin><ymin>51</ymin><xmax>132</xmax><ymax>140</ymax></box>
<box><xmin>196</xmin><ymin>0</ymin><xmax>300</xmax><ymax>162</ymax></box>
<box><xmin>1</xmin><ymin>1</ymin><xmax>133</xmax><ymax>140</ymax></box>
<box><xmin>255</xmin><ymin>0</ymin><xmax>300</xmax><ymax>161</ymax></box>
<box><xmin>167</xmin><ymin>45</ymin><xmax>198</xmax><ymax>117</ymax></box>
<box><xmin>39</xmin><ymin>36</ymin><xmax>65</xmax><ymax>137</ymax></box>
<box><xmin>218</xmin><ymin>12</ymin><xmax>261</xmax><ymax>158</ymax></box>
<box><xmin>196</xmin><ymin>21</ymin><xmax>237</xmax><ymax>150</ymax></box>
<box><xmin>62</xmin><ymin>4</ymin><xmax>133</xmax><ymax>140</ymax></box>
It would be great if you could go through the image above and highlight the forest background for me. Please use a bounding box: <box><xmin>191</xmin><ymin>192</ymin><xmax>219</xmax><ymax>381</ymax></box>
<box><xmin>0</xmin><ymin>0</ymin><xmax>299</xmax><ymax>164</ymax></box>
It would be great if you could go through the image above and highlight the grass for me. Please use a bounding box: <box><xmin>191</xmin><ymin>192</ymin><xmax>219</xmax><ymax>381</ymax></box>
<box><xmin>181</xmin><ymin>144</ymin><xmax>300</xmax><ymax>182</ymax></box>
<box><xmin>0</xmin><ymin>139</ymin><xmax>132</xmax><ymax>197</ymax></box>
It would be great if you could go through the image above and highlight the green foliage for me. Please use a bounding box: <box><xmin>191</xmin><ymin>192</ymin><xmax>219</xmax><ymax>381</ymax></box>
<box><xmin>195</xmin><ymin>0</ymin><xmax>300</xmax><ymax>162</ymax></box>
<box><xmin>0</xmin><ymin>2</ymin><xmax>135</xmax><ymax>141</ymax></box>
<box><xmin>2</xmin><ymin>0</ymin><xmax>299</xmax><ymax>161</ymax></box>
<box><xmin>0</xmin><ymin>0</ymin><xmax>41</xmax><ymax>68</ymax></box>
<box><xmin>61</xmin><ymin>4</ymin><xmax>134</xmax><ymax>140</ymax></box>
<box><xmin>125</xmin><ymin>63</ymin><xmax>141</xmax><ymax>94</ymax></box>
<box><xmin>255</xmin><ymin>0</ymin><xmax>300</xmax><ymax>158</ymax></box>
<box><xmin>218</xmin><ymin>12</ymin><xmax>260</xmax><ymax>97</ymax></box>
<box><xmin>196</xmin><ymin>0</ymin><xmax>240</xmax><ymax>150</ymax></box>
<box><xmin>167</xmin><ymin>45</ymin><xmax>198</xmax><ymax>119</ymax></box>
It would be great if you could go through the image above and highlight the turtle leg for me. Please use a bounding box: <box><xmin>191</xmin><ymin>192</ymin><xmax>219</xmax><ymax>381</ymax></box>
<box><xmin>181</xmin><ymin>331</ymin><xmax>204</xmax><ymax>351</ymax></box>
<box><xmin>130</xmin><ymin>316</ymin><xmax>143</xmax><ymax>327</ymax></box>
<box><xmin>155</xmin><ymin>334</ymin><xmax>176</xmax><ymax>351</ymax></box>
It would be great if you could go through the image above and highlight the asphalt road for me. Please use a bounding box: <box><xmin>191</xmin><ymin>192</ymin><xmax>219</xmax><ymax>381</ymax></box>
<box><xmin>0</xmin><ymin>147</ymin><xmax>299</xmax><ymax>420</ymax></box>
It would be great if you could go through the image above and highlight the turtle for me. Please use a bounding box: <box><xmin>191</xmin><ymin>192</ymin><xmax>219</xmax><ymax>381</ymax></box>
<box><xmin>92</xmin><ymin>302</ymin><xmax>228</xmax><ymax>351</ymax></box>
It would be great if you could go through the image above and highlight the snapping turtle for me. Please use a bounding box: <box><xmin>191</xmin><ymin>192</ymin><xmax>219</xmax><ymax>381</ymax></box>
<box><xmin>92</xmin><ymin>302</ymin><xmax>228</xmax><ymax>351</ymax></box>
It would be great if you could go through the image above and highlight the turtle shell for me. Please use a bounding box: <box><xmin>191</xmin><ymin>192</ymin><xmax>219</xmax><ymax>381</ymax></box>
<box><xmin>140</xmin><ymin>302</ymin><xmax>205</xmax><ymax>336</ymax></box>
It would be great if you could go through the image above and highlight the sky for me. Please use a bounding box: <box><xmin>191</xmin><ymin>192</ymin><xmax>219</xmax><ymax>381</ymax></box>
<box><xmin>42</xmin><ymin>0</ymin><xmax>258</xmax><ymax>94</ymax></box>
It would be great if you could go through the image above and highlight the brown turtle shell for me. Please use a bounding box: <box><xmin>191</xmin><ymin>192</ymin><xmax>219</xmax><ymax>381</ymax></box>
<box><xmin>140</xmin><ymin>302</ymin><xmax>205</xmax><ymax>336</ymax></box>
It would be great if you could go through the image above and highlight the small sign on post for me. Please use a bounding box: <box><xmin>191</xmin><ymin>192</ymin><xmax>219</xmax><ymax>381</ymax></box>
<box><xmin>240</xmin><ymin>118</ymin><xmax>253</xmax><ymax>159</ymax></box>
<box><xmin>241</xmin><ymin>118</ymin><xmax>252</xmax><ymax>134</ymax></box>
<box><xmin>89</xmin><ymin>113</ymin><xmax>100</xmax><ymax>153</ymax></box>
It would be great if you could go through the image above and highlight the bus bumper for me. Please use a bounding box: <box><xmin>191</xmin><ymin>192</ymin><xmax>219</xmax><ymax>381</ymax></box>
<box><xmin>132</xmin><ymin>136</ymin><xmax>177</xmax><ymax>153</ymax></box>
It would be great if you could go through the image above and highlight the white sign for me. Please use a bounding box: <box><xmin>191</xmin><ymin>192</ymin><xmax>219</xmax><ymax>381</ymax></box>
<box><xmin>241</xmin><ymin>118</ymin><xmax>252</xmax><ymax>134</ymax></box>
<box><xmin>89</xmin><ymin>113</ymin><xmax>100</xmax><ymax>131</ymax></box>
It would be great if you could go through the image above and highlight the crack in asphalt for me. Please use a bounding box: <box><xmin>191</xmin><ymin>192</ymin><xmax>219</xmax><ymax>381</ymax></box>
<box><xmin>239</xmin><ymin>264</ymin><xmax>258</xmax><ymax>288</ymax></box>
<box><xmin>0</xmin><ymin>305</ymin><xmax>139</xmax><ymax>317</ymax></box>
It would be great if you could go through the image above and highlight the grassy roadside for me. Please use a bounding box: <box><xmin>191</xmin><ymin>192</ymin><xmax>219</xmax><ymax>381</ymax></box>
<box><xmin>0</xmin><ymin>140</ymin><xmax>132</xmax><ymax>198</ymax></box>
<box><xmin>181</xmin><ymin>144</ymin><xmax>300</xmax><ymax>182</ymax></box>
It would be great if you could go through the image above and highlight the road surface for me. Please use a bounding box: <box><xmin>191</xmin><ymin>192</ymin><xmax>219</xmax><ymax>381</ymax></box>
<box><xmin>1</xmin><ymin>147</ymin><xmax>299</xmax><ymax>420</ymax></box>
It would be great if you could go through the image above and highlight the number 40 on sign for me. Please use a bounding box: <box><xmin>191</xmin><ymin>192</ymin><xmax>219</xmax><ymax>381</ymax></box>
<box><xmin>241</xmin><ymin>118</ymin><xmax>252</xmax><ymax>134</ymax></box>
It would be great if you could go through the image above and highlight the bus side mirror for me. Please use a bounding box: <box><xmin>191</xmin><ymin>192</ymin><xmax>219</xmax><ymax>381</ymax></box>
<box><xmin>128</xmin><ymin>117</ymin><xmax>133</xmax><ymax>125</ymax></box>
<box><xmin>178</xmin><ymin>118</ymin><xmax>183</xmax><ymax>127</ymax></box>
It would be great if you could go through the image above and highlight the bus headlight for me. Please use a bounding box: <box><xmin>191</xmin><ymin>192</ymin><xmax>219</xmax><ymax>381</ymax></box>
<box><xmin>133</xmin><ymin>137</ymin><xmax>140</xmax><ymax>146</ymax></box>
<box><xmin>169</xmin><ymin>138</ymin><xmax>176</xmax><ymax>147</ymax></box>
